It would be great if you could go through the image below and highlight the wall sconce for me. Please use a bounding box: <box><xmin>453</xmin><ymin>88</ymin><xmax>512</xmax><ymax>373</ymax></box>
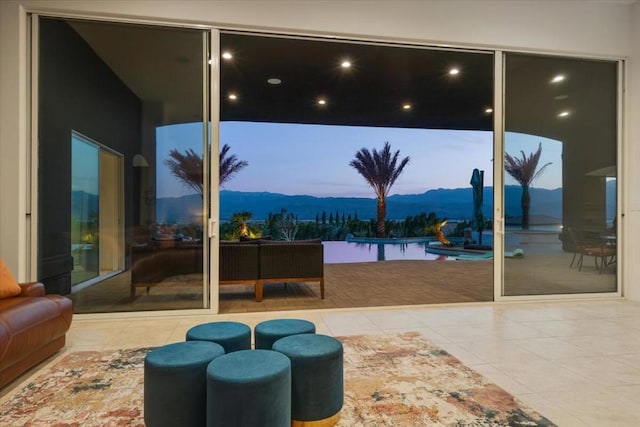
<box><xmin>133</xmin><ymin>154</ymin><xmax>149</xmax><ymax>167</ymax></box>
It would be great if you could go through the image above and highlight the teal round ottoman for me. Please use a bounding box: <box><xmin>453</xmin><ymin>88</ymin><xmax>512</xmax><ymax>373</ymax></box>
<box><xmin>186</xmin><ymin>321</ymin><xmax>251</xmax><ymax>353</ymax></box>
<box><xmin>254</xmin><ymin>318</ymin><xmax>316</xmax><ymax>349</ymax></box>
<box><xmin>206</xmin><ymin>349</ymin><xmax>291</xmax><ymax>427</ymax></box>
<box><xmin>273</xmin><ymin>334</ymin><xmax>343</xmax><ymax>426</ymax></box>
<box><xmin>144</xmin><ymin>341</ymin><xmax>225</xmax><ymax>427</ymax></box>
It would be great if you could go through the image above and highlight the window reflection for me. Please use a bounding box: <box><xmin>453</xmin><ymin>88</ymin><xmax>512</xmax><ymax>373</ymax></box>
<box><xmin>504</xmin><ymin>53</ymin><xmax>618</xmax><ymax>296</ymax></box>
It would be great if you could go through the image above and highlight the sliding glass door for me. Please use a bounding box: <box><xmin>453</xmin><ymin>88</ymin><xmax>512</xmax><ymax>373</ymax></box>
<box><xmin>502</xmin><ymin>53</ymin><xmax>618</xmax><ymax>296</ymax></box>
<box><xmin>71</xmin><ymin>132</ymin><xmax>124</xmax><ymax>288</ymax></box>
<box><xmin>217</xmin><ymin>32</ymin><xmax>495</xmax><ymax>311</ymax></box>
<box><xmin>35</xmin><ymin>16</ymin><xmax>622</xmax><ymax>314</ymax></box>
<box><xmin>37</xmin><ymin>16</ymin><xmax>210</xmax><ymax>312</ymax></box>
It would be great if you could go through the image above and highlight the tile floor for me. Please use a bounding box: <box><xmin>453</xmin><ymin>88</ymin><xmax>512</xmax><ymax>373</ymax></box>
<box><xmin>3</xmin><ymin>299</ymin><xmax>640</xmax><ymax>426</ymax></box>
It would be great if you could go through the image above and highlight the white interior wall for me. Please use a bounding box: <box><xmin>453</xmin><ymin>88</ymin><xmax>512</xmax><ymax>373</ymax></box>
<box><xmin>625</xmin><ymin>1</ymin><xmax>640</xmax><ymax>300</ymax></box>
<box><xmin>1</xmin><ymin>0</ymin><xmax>638</xmax><ymax>299</ymax></box>
<box><xmin>0</xmin><ymin>1</ymin><xmax>29</xmax><ymax>280</ymax></box>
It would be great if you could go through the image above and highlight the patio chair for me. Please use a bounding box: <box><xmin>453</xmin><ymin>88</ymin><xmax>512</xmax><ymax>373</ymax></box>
<box><xmin>567</xmin><ymin>227</ymin><xmax>616</xmax><ymax>273</ymax></box>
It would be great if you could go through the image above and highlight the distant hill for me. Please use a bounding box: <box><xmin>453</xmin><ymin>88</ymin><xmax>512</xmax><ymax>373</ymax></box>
<box><xmin>156</xmin><ymin>194</ymin><xmax>204</xmax><ymax>224</ymax></box>
<box><xmin>76</xmin><ymin>179</ymin><xmax>617</xmax><ymax>226</ymax></box>
<box><xmin>72</xmin><ymin>190</ymin><xmax>98</xmax><ymax>219</ymax></box>
<box><xmin>156</xmin><ymin>186</ymin><xmax>564</xmax><ymax>224</ymax></box>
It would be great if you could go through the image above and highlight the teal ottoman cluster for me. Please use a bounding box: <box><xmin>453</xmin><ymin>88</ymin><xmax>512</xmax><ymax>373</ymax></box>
<box><xmin>273</xmin><ymin>334</ymin><xmax>344</xmax><ymax>426</ymax></box>
<box><xmin>143</xmin><ymin>319</ymin><xmax>343</xmax><ymax>427</ymax></box>
<box><xmin>207</xmin><ymin>349</ymin><xmax>292</xmax><ymax>427</ymax></box>
<box><xmin>144</xmin><ymin>340</ymin><xmax>225</xmax><ymax>427</ymax></box>
<box><xmin>255</xmin><ymin>318</ymin><xmax>316</xmax><ymax>349</ymax></box>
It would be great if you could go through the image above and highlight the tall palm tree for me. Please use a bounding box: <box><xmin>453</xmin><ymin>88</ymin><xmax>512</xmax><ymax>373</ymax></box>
<box><xmin>505</xmin><ymin>142</ymin><xmax>552</xmax><ymax>230</ymax></box>
<box><xmin>220</xmin><ymin>144</ymin><xmax>248</xmax><ymax>187</ymax></box>
<box><xmin>350</xmin><ymin>142</ymin><xmax>410</xmax><ymax>237</ymax></box>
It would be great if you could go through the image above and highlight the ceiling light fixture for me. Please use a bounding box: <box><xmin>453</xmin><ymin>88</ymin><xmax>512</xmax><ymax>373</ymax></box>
<box><xmin>551</xmin><ymin>74</ymin><xmax>565</xmax><ymax>83</ymax></box>
<box><xmin>317</xmin><ymin>98</ymin><xmax>327</xmax><ymax>106</ymax></box>
<box><xmin>558</xmin><ymin>111</ymin><xmax>570</xmax><ymax>117</ymax></box>
<box><xmin>402</xmin><ymin>103</ymin><xmax>412</xmax><ymax>110</ymax></box>
<box><xmin>228</xmin><ymin>93</ymin><xmax>238</xmax><ymax>101</ymax></box>
<box><xmin>485</xmin><ymin>108</ymin><xmax>493</xmax><ymax>114</ymax></box>
<box><xmin>341</xmin><ymin>60</ymin><xmax>352</xmax><ymax>69</ymax></box>
<box><xmin>449</xmin><ymin>68</ymin><xmax>460</xmax><ymax>75</ymax></box>
<box><xmin>222</xmin><ymin>52</ymin><xmax>233</xmax><ymax>60</ymax></box>
<box><xmin>267</xmin><ymin>78</ymin><xmax>282</xmax><ymax>85</ymax></box>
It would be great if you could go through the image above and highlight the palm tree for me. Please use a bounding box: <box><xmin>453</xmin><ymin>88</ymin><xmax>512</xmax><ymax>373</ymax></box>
<box><xmin>505</xmin><ymin>142</ymin><xmax>552</xmax><ymax>230</ymax></box>
<box><xmin>220</xmin><ymin>144</ymin><xmax>248</xmax><ymax>187</ymax></box>
<box><xmin>165</xmin><ymin>144</ymin><xmax>248</xmax><ymax>197</ymax></box>
<box><xmin>350</xmin><ymin>142</ymin><xmax>410</xmax><ymax>237</ymax></box>
<box><xmin>165</xmin><ymin>148</ymin><xmax>203</xmax><ymax>197</ymax></box>
<box><xmin>231</xmin><ymin>211</ymin><xmax>253</xmax><ymax>237</ymax></box>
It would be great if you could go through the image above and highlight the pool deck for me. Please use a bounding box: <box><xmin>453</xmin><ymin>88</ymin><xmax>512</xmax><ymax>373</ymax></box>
<box><xmin>220</xmin><ymin>245</ymin><xmax>616</xmax><ymax>313</ymax></box>
<box><xmin>69</xmin><ymin>232</ymin><xmax>617</xmax><ymax>314</ymax></box>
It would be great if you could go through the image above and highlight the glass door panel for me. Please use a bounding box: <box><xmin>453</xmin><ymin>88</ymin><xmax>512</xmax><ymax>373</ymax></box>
<box><xmin>99</xmin><ymin>149</ymin><xmax>123</xmax><ymax>276</ymax></box>
<box><xmin>71</xmin><ymin>135</ymin><xmax>100</xmax><ymax>286</ymax></box>
<box><xmin>503</xmin><ymin>53</ymin><xmax>618</xmax><ymax>296</ymax></box>
<box><xmin>38</xmin><ymin>17</ymin><xmax>209</xmax><ymax>312</ymax></box>
<box><xmin>218</xmin><ymin>32</ymin><xmax>495</xmax><ymax>311</ymax></box>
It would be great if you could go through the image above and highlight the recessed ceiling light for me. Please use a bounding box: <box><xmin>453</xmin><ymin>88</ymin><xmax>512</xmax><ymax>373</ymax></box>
<box><xmin>317</xmin><ymin>98</ymin><xmax>327</xmax><ymax>106</ymax></box>
<box><xmin>228</xmin><ymin>93</ymin><xmax>238</xmax><ymax>101</ymax></box>
<box><xmin>341</xmin><ymin>60</ymin><xmax>351</xmax><ymax>69</ymax></box>
<box><xmin>402</xmin><ymin>103</ymin><xmax>412</xmax><ymax>110</ymax></box>
<box><xmin>449</xmin><ymin>68</ymin><xmax>460</xmax><ymax>75</ymax></box>
<box><xmin>558</xmin><ymin>111</ymin><xmax>570</xmax><ymax>117</ymax></box>
<box><xmin>551</xmin><ymin>74</ymin><xmax>565</xmax><ymax>83</ymax></box>
<box><xmin>267</xmin><ymin>78</ymin><xmax>282</xmax><ymax>85</ymax></box>
<box><xmin>222</xmin><ymin>52</ymin><xmax>233</xmax><ymax>60</ymax></box>
<box><xmin>485</xmin><ymin>108</ymin><xmax>493</xmax><ymax>114</ymax></box>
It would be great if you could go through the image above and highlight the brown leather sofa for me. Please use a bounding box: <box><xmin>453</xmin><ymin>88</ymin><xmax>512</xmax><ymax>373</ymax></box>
<box><xmin>0</xmin><ymin>282</ymin><xmax>73</xmax><ymax>389</ymax></box>
<box><xmin>220</xmin><ymin>239</ymin><xmax>324</xmax><ymax>302</ymax></box>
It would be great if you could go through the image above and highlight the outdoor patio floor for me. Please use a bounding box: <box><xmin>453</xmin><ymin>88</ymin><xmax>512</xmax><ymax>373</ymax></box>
<box><xmin>70</xmin><ymin>241</ymin><xmax>617</xmax><ymax>314</ymax></box>
<box><xmin>219</xmin><ymin>250</ymin><xmax>616</xmax><ymax>313</ymax></box>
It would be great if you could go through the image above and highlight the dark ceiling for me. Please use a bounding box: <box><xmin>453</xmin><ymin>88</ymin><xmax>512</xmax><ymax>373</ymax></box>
<box><xmin>70</xmin><ymin>20</ymin><xmax>617</xmax><ymax>164</ymax></box>
<box><xmin>220</xmin><ymin>33</ymin><xmax>495</xmax><ymax>131</ymax></box>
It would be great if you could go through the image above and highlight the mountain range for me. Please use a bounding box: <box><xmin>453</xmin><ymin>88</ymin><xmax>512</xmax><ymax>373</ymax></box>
<box><xmin>75</xmin><ymin>182</ymin><xmax>616</xmax><ymax>225</ymax></box>
<box><xmin>156</xmin><ymin>186</ymin><xmax>567</xmax><ymax>224</ymax></box>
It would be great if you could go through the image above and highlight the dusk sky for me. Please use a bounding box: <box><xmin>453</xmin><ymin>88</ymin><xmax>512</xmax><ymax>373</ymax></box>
<box><xmin>156</xmin><ymin>122</ymin><xmax>562</xmax><ymax>199</ymax></box>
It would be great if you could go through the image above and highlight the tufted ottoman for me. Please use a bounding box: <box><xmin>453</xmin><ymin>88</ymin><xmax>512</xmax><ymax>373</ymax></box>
<box><xmin>186</xmin><ymin>321</ymin><xmax>252</xmax><ymax>353</ymax></box>
<box><xmin>206</xmin><ymin>349</ymin><xmax>292</xmax><ymax>427</ymax></box>
<box><xmin>254</xmin><ymin>318</ymin><xmax>316</xmax><ymax>350</ymax></box>
<box><xmin>273</xmin><ymin>334</ymin><xmax>344</xmax><ymax>426</ymax></box>
<box><xmin>144</xmin><ymin>341</ymin><xmax>225</xmax><ymax>427</ymax></box>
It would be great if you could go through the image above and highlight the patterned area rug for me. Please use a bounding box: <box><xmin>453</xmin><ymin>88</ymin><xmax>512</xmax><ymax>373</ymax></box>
<box><xmin>0</xmin><ymin>332</ymin><xmax>555</xmax><ymax>426</ymax></box>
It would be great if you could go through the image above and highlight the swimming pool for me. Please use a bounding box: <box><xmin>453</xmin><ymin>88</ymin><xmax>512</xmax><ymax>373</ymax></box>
<box><xmin>323</xmin><ymin>240</ymin><xmax>446</xmax><ymax>263</ymax></box>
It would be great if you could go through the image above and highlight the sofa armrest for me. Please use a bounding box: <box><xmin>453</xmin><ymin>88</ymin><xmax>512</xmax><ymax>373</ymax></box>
<box><xmin>19</xmin><ymin>282</ymin><xmax>46</xmax><ymax>297</ymax></box>
<box><xmin>219</xmin><ymin>243</ymin><xmax>260</xmax><ymax>281</ymax></box>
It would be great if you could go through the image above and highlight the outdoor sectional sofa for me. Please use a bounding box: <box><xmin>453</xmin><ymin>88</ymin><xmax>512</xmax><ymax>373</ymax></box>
<box><xmin>219</xmin><ymin>238</ymin><xmax>324</xmax><ymax>302</ymax></box>
<box><xmin>130</xmin><ymin>246</ymin><xmax>203</xmax><ymax>301</ymax></box>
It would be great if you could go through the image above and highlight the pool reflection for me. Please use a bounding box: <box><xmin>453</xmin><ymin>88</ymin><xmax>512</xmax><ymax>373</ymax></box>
<box><xmin>323</xmin><ymin>241</ymin><xmax>445</xmax><ymax>264</ymax></box>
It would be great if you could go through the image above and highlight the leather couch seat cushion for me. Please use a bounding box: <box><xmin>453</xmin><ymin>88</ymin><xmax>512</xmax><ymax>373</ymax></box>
<box><xmin>0</xmin><ymin>295</ymin><xmax>72</xmax><ymax>372</ymax></box>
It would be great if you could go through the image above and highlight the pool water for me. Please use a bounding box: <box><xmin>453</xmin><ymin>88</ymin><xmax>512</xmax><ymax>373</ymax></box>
<box><xmin>323</xmin><ymin>241</ymin><xmax>446</xmax><ymax>264</ymax></box>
